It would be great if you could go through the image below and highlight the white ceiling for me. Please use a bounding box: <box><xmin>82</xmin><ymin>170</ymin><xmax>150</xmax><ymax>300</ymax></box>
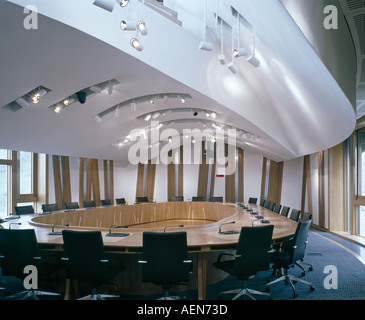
<box><xmin>0</xmin><ymin>0</ymin><xmax>356</xmax><ymax>163</ymax></box>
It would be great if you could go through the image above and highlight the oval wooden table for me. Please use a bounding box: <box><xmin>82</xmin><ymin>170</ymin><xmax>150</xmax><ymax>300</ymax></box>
<box><xmin>5</xmin><ymin>202</ymin><xmax>298</xmax><ymax>300</ymax></box>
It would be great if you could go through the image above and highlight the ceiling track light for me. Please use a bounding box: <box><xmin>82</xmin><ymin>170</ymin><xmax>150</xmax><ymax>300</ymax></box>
<box><xmin>15</xmin><ymin>97</ymin><xmax>30</xmax><ymax>109</ymax></box>
<box><xmin>118</xmin><ymin>0</ymin><xmax>129</xmax><ymax>7</ymax></box>
<box><xmin>63</xmin><ymin>98</ymin><xmax>75</xmax><ymax>106</ymax></box>
<box><xmin>233</xmin><ymin>48</ymin><xmax>247</xmax><ymax>58</ymax></box>
<box><xmin>130</xmin><ymin>37</ymin><xmax>143</xmax><ymax>51</ymax></box>
<box><xmin>199</xmin><ymin>0</ymin><xmax>213</xmax><ymax>51</ymax></box>
<box><xmin>106</xmin><ymin>81</ymin><xmax>114</xmax><ymax>95</ymax></box>
<box><xmin>54</xmin><ymin>104</ymin><xmax>63</xmax><ymax>114</ymax></box>
<box><xmin>233</xmin><ymin>13</ymin><xmax>247</xmax><ymax>58</ymax></box>
<box><xmin>227</xmin><ymin>61</ymin><xmax>238</xmax><ymax>74</ymax></box>
<box><xmin>89</xmin><ymin>85</ymin><xmax>102</xmax><ymax>93</ymax></box>
<box><xmin>120</xmin><ymin>20</ymin><xmax>136</xmax><ymax>31</ymax></box>
<box><xmin>31</xmin><ymin>88</ymin><xmax>47</xmax><ymax>104</ymax></box>
<box><xmin>246</xmin><ymin>32</ymin><xmax>260</xmax><ymax>68</ymax></box>
<box><xmin>218</xmin><ymin>18</ymin><xmax>227</xmax><ymax>65</ymax></box>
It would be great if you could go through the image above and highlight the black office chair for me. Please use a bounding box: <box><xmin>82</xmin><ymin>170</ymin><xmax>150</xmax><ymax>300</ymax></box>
<box><xmin>83</xmin><ymin>200</ymin><xmax>96</xmax><ymax>208</ymax></box>
<box><xmin>192</xmin><ymin>196</ymin><xmax>206</xmax><ymax>202</ymax></box>
<box><xmin>100</xmin><ymin>199</ymin><xmax>112</xmax><ymax>206</ymax></box>
<box><xmin>259</xmin><ymin>199</ymin><xmax>266</xmax><ymax>207</ymax></box>
<box><xmin>115</xmin><ymin>198</ymin><xmax>126</xmax><ymax>205</ymax></box>
<box><xmin>0</xmin><ymin>229</ymin><xmax>61</xmax><ymax>300</ymax></box>
<box><xmin>15</xmin><ymin>205</ymin><xmax>34</xmax><ymax>215</ymax></box>
<box><xmin>210</xmin><ymin>196</ymin><xmax>223</xmax><ymax>202</ymax></box>
<box><xmin>281</xmin><ymin>206</ymin><xmax>290</xmax><ymax>217</ymax></box>
<box><xmin>266</xmin><ymin>220</ymin><xmax>314</xmax><ymax>298</ymax></box>
<box><xmin>139</xmin><ymin>231</ymin><xmax>192</xmax><ymax>300</ymax></box>
<box><xmin>302</xmin><ymin>212</ymin><xmax>312</xmax><ymax>221</ymax></box>
<box><xmin>170</xmin><ymin>196</ymin><xmax>184</xmax><ymax>202</ymax></box>
<box><xmin>42</xmin><ymin>203</ymin><xmax>59</xmax><ymax>213</ymax></box>
<box><xmin>264</xmin><ymin>200</ymin><xmax>272</xmax><ymax>209</ymax></box>
<box><xmin>273</xmin><ymin>204</ymin><xmax>282</xmax><ymax>214</ymax></box>
<box><xmin>136</xmin><ymin>197</ymin><xmax>149</xmax><ymax>203</ymax></box>
<box><xmin>267</xmin><ymin>201</ymin><xmax>275</xmax><ymax>211</ymax></box>
<box><xmin>297</xmin><ymin>212</ymin><xmax>313</xmax><ymax>274</ymax></box>
<box><xmin>64</xmin><ymin>202</ymin><xmax>79</xmax><ymax>210</ymax></box>
<box><xmin>61</xmin><ymin>230</ymin><xmax>122</xmax><ymax>300</ymax></box>
<box><xmin>213</xmin><ymin>225</ymin><xmax>274</xmax><ymax>300</ymax></box>
<box><xmin>289</xmin><ymin>209</ymin><xmax>301</xmax><ymax>222</ymax></box>
<box><xmin>248</xmin><ymin>197</ymin><xmax>257</xmax><ymax>204</ymax></box>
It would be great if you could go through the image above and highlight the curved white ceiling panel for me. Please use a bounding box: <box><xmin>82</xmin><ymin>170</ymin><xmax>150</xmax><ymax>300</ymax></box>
<box><xmin>0</xmin><ymin>0</ymin><xmax>356</xmax><ymax>162</ymax></box>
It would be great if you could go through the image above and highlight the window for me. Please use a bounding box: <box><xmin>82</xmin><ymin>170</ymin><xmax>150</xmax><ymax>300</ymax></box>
<box><xmin>19</xmin><ymin>151</ymin><xmax>33</xmax><ymax>195</ymax></box>
<box><xmin>0</xmin><ymin>165</ymin><xmax>8</xmax><ymax>215</ymax></box>
<box><xmin>0</xmin><ymin>149</ymin><xmax>8</xmax><ymax>159</ymax></box>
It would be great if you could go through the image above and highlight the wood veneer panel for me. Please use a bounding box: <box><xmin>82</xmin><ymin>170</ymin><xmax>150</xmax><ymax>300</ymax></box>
<box><xmin>52</xmin><ymin>155</ymin><xmax>63</xmax><ymax>210</ymax></box>
<box><xmin>92</xmin><ymin>159</ymin><xmax>101</xmax><ymax>207</ymax></box>
<box><xmin>109</xmin><ymin>161</ymin><xmax>114</xmax><ymax>205</ymax></box>
<box><xmin>61</xmin><ymin>156</ymin><xmax>71</xmax><ymax>204</ymax></box>
<box><xmin>268</xmin><ymin>160</ymin><xmax>284</xmax><ymax>205</ymax></box>
<box><xmin>145</xmin><ymin>161</ymin><xmax>156</xmax><ymax>202</ymax></box>
<box><xmin>79</xmin><ymin>158</ymin><xmax>85</xmax><ymax>209</ymax></box>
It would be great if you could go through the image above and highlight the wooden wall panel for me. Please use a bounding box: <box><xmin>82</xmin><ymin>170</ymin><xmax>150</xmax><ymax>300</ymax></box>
<box><xmin>260</xmin><ymin>157</ymin><xmax>267</xmax><ymax>202</ymax></box>
<box><xmin>136</xmin><ymin>163</ymin><xmax>144</xmax><ymax>199</ymax></box>
<box><xmin>86</xmin><ymin>158</ymin><xmax>93</xmax><ymax>204</ymax></box>
<box><xmin>167</xmin><ymin>150</ymin><xmax>175</xmax><ymax>201</ymax></box>
<box><xmin>318</xmin><ymin>151</ymin><xmax>325</xmax><ymax>227</ymax></box>
<box><xmin>109</xmin><ymin>160</ymin><xmax>114</xmax><ymax>204</ymax></box>
<box><xmin>79</xmin><ymin>158</ymin><xmax>85</xmax><ymax>209</ymax></box>
<box><xmin>145</xmin><ymin>161</ymin><xmax>156</xmax><ymax>202</ymax></box>
<box><xmin>225</xmin><ymin>144</ymin><xmax>235</xmax><ymax>203</ymax></box>
<box><xmin>267</xmin><ymin>160</ymin><xmax>284</xmax><ymax>205</ymax></box>
<box><xmin>61</xmin><ymin>156</ymin><xmax>71</xmax><ymax>204</ymax></box>
<box><xmin>52</xmin><ymin>155</ymin><xmax>63</xmax><ymax>210</ymax></box>
<box><xmin>238</xmin><ymin>148</ymin><xmax>244</xmax><ymax>202</ymax></box>
<box><xmin>104</xmin><ymin>160</ymin><xmax>109</xmax><ymax>201</ymax></box>
<box><xmin>197</xmin><ymin>142</ymin><xmax>209</xmax><ymax>198</ymax></box>
<box><xmin>178</xmin><ymin>147</ymin><xmax>184</xmax><ymax>197</ymax></box>
<box><xmin>92</xmin><ymin>159</ymin><xmax>101</xmax><ymax>206</ymax></box>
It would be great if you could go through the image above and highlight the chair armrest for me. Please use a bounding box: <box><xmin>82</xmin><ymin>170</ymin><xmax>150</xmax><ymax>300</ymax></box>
<box><xmin>138</xmin><ymin>260</ymin><xmax>147</xmax><ymax>264</ymax></box>
<box><xmin>216</xmin><ymin>253</ymin><xmax>236</xmax><ymax>264</ymax></box>
<box><xmin>183</xmin><ymin>260</ymin><xmax>192</xmax><ymax>263</ymax></box>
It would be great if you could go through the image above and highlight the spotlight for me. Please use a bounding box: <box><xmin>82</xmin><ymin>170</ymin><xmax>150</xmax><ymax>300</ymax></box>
<box><xmin>218</xmin><ymin>54</ymin><xmax>227</xmax><ymax>65</ymax></box>
<box><xmin>227</xmin><ymin>61</ymin><xmax>238</xmax><ymax>74</ymax></box>
<box><xmin>199</xmin><ymin>41</ymin><xmax>213</xmax><ymax>51</ymax></box>
<box><xmin>76</xmin><ymin>91</ymin><xmax>87</xmax><ymax>104</ymax></box>
<box><xmin>120</xmin><ymin>20</ymin><xmax>136</xmax><ymax>31</ymax></box>
<box><xmin>118</xmin><ymin>0</ymin><xmax>129</xmax><ymax>7</ymax></box>
<box><xmin>144</xmin><ymin>114</ymin><xmax>152</xmax><ymax>121</ymax></box>
<box><xmin>168</xmin><ymin>137</ymin><xmax>172</xmax><ymax>143</ymax></box>
<box><xmin>233</xmin><ymin>48</ymin><xmax>247</xmax><ymax>58</ymax></box>
<box><xmin>31</xmin><ymin>89</ymin><xmax>46</xmax><ymax>104</ymax></box>
<box><xmin>93</xmin><ymin>115</ymin><xmax>102</xmax><ymax>123</ymax></box>
<box><xmin>136</xmin><ymin>20</ymin><xmax>148</xmax><ymax>36</ymax></box>
<box><xmin>54</xmin><ymin>104</ymin><xmax>63</xmax><ymax>114</ymax></box>
<box><xmin>247</xmin><ymin>54</ymin><xmax>261</xmax><ymax>68</ymax></box>
<box><xmin>63</xmin><ymin>98</ymin><xmax>75</xmax><ymax>106</ymax></box>
<box><xmin>211</xmin><ymin>112</ymin><xmax>217</xmax><ymax>119</ymax></box>
<box><xmin>205</xmin><ymin>112</ymin><xmax>211</xmax><ymax>118</ymax></box>
<box><xmin>130</xmin><ymin>38</ymin><xmax>143</xmax><ymax>51</ymax></box>
<box><xmin>130</xmin><ymin>101</ymin><xmax>137</xmax><ymax>112</ymax></box>
<box><xmin>152</xmin><ymin>112</ymin><xmax>160</xmax><ymax>120</ymax></box>
<box><xmin>106</xmin><ymin>81</ymin><xmax>114</xmax><ymax>95</ymax></box>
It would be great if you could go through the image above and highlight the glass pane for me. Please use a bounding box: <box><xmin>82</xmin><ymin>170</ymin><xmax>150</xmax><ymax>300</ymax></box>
<box><xmin>0</xmin><ymin>149</ymin><xmax>7</xmax><ymax>159</ymax></box>
<box><xmin>0</xmin><ymin>165</ymin><xmax>8</xmax><ymax>215</ymax></box>
<box><xmin>19</xmin><ymin>151</ymin><xmax>32</xmax><ymax>194</ymax></box>
<box><xmin>359</xmin><ymin>206</ymin><xmax>365</xmax><ymax>237</ymax></box>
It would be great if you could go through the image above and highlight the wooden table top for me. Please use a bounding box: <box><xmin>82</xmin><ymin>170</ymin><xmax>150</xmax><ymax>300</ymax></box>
<box><xmin>2</xmin><ymin>202</ymin><xmax>298</xmax><ymax>252</ymax></box>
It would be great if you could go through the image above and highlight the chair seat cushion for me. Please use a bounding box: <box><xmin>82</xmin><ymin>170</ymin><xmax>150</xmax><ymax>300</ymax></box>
<box><xmin>269</xmin><ymin>251</ymin><xmax>291</xmax><ymax>267</ymax></box>
<box><xmin>213</xmin><ymin>260</ymin><xmax>250</xmax><ymax>281</ymax></box>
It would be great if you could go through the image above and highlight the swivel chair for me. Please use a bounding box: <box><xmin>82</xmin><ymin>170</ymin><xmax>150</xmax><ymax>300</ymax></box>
<box><xmin>289</xmin><ymin>209</ymin><xmax>301</xmax><ymax>222</ymax></box>
<box><xmin>248</xmin><ymin>197</ymin><xmax>257</xmax><ymax>204</ymax></box>
<box><xmin>264</xmin><ymin>200</ymin><xmax>272</xmax><ymax>209</ymax></box>
<box><xmin>192</xmin><ymin>196</ymin><xmax>206</xmax><ymax>202</ymax></box>
<box><xmin>0</xmin><ymin>229</ymin><xmax>61</xmax><ymax>300</ymax></box>
<box><xmin>83</xmin><ymin>200</ymin><xmax>96</xmax><ymax>208</ymax></box>
<box><xmin>64</xmin><ymin>202</ymin><xmax>79</xmax><ymax>210</ymax></box>
<box><xmin>14</xmin><ymin>205</ymin><xmax>34</xmax><ymax>215</ymax></box>
<box><xmin>115</xmin><ymin>198</ymin><xmax>126</xmax><ymax>205</ymax></box>
<box><xmin>259</xmin><ymin>199</ymin><xmax>266</xmax><ymax>207</ymax></box>
<box><xmin>273</xmin><ymin>204</ymin><xmax>282</xmax><ymax>214</ymax></box>
<box><xmin>266</xmin><ymin>220</ymin><xmax>314</xmax><ymax>298</ymax></box>
<box><xmin>61</xmin><ymin>230</ymin><xmax>122</xmax><ymax>300</ymax></box>
<box><xmin>41</xmin><ymin>203</ymin><xmax>59</xmax><ymax>214</ymax></box>
<box><xmin>213</xmin><ymin>225</ymin><xmax>274</xmax><ymax>300</ymax></box>
<box><xmin>210</xmin><ymin>196</ymin><xmax>223</xmax><ymax>202</ymax></box>
<box><xmin>280</xmin><ymin>206</ymin><xmax>290</xmax><ymax>217</ymax></box>
<box><xmin>100</xmin><ymin>199</ymin><xmax>112</xmax><ymax>206</ymax></box>
<box><xmin>136</xmin><ymin>196</ymin><xmax>149</xmax><ymax>203</ymax></box>
<box><xmin>170</xmin><ymin>196</ymin><xmax>184</xmax><ymax>202</ymax></box>
<box><xmin>267</xmin><ymin>201</ymin><xmax>275</xmax><ymax>211</ymax></box>
<box><xmin>139</xmin><ymin>231</ymin><xmax>192</xmax><ymax>300</ymax></box>
<box><xmin>297</xmin><ymin>212</ymin><xmax>313</xmax><ymax>275</ymax></box>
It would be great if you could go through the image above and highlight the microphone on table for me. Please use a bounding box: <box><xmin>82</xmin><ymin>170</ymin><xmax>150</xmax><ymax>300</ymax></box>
<box><xmin>106</xmin><ymin>225</ymin><xmax>129</xmax><ymax>237</ymax></box>
<box><xmin>163</xmin><ymin>225</ymin><xmax>184</xmax><ymax>232</ymax></box>
<box><xmin>218</xmin><ymin>221</ymin><xmax>239</xmax><ymax>235</ymax></box>
<box><xmin>9</xmin><ymin>223</ymin><xmax>21</xmax><ymax>229</ymax></box>
<box><xmin>48</xmin><ymin>224</ymin><xmax>69</xmax><ymax>235</ymax></box>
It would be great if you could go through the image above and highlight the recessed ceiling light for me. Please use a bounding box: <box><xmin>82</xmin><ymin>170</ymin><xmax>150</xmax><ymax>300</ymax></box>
<box><xmin>54</xmin><ymin>104</ymin><xmax>63</xmax><ymax>113</ymax></box>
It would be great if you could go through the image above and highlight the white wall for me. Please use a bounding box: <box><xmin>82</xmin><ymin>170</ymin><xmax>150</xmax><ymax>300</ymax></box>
<box><xmin>281</xmin><ymin>156</ymin><xmax>303</xmax><ymax>211</ymax></box>
<box><xmin>243</xmin><ymin>151</ymin><xmax>263</xmax><ymax>203</ymax></box>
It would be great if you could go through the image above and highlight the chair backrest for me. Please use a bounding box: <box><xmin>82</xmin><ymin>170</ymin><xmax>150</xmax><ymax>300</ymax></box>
<box><xmin>42</xmin><ymin>203</ymin><xmax>59</xmax><ymax>213</ymax></box>
<box><xmin>115</xmin><ymin>198</ymin><xmax>126</xmax><ymax>205</ymax></box>
<box><xmin>284</xmin><ymin>220</ymin><xmax>311</xmax><ymax>263</ymax></box>
<box><xmin>260</xmin><ymin>199</ymin><xmax>266</xmax><ymax>207</ymax></box>
<box><xmin>100</xmin><ymin>199</ymin><xmax>112</xmax><ymax>206</ymax></box>
<box><xmin>281</xmin><ymin>206</ymin><xmax>290</xmax><ymax>217</ymax></box>
<box><xmin>248</xmin><ymin>197</ymin><xmax>257</xmax><ymax>204</ymax></box>
<box><xmin>267</xmin><ymin>201</ymin><xmax>275</xmax><ymax>211</ymax></box>
<box><xmin>136</xmin><ymin>197</ymin><xmax>149</xmax><ymax>203</ymax></box>
<box><xmin>141</xmin><ymin>231</ymin><xmax>190</xmax><ymax>286</ymax></box>
<box><xmin>302</xmin><ymin>212</ymin><xmax>313</xmax><ymax>221</ymax></box>
<box><xmin>62</xmin><ymin>230</ymin><xmax>109</xmax><ymax>283</ymax></box>
<box><xmin>15</xmin><ymin>205</ymin><xmax>34</xmax><ymax>215</ymax></box>
<box><xmin>0</xmin><ymin>229</ymin><xmax>40</xmax><ymax>278</ymax></box>
<box><xmin>83</xmin><ymin>200</ymin><xmax>96</xmax><ymax>208</ymax></box>
<box><xmin>289</xmin><ymin>209</ymin><xmax>301</xmax><ymax>222</ymax></box>
<box><xmin>210</xmin><ymin>196</ymin><xmax>223</xmax><ymax>202</ymax></box>
<box><xmin>65</xmin><ymin>202</ymin><xmax>79</xmax><ymax>210</ymax></box>
<box><xmin>234</xmin><ymin>225</ymin><xmax>274</xmax><ymax>279</ymax></box>
<box><xmin>192</xmin><ymin>196</ymin><xmax>206</xmax><ymax>202</ymax></box>
<box><xmin>273</xmin><ymin>204</ymin><xmax>282</xmax><ymax>214</ymax></box>
<box><xmin>264</xmin><ymin>200</ymin><xmax>272</xmax><ymax>209</ymax></box>
<box><xmin>170</xmin><ymin>196</ymin><xmax>184</xmax><ymax>202</ymax></box>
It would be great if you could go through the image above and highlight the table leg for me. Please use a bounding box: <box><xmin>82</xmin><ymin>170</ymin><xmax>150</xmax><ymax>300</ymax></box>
<box><xmin>197</xmin><ymin>252</ymin><xmax>207</xmax><ymax>300</ymax></box>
